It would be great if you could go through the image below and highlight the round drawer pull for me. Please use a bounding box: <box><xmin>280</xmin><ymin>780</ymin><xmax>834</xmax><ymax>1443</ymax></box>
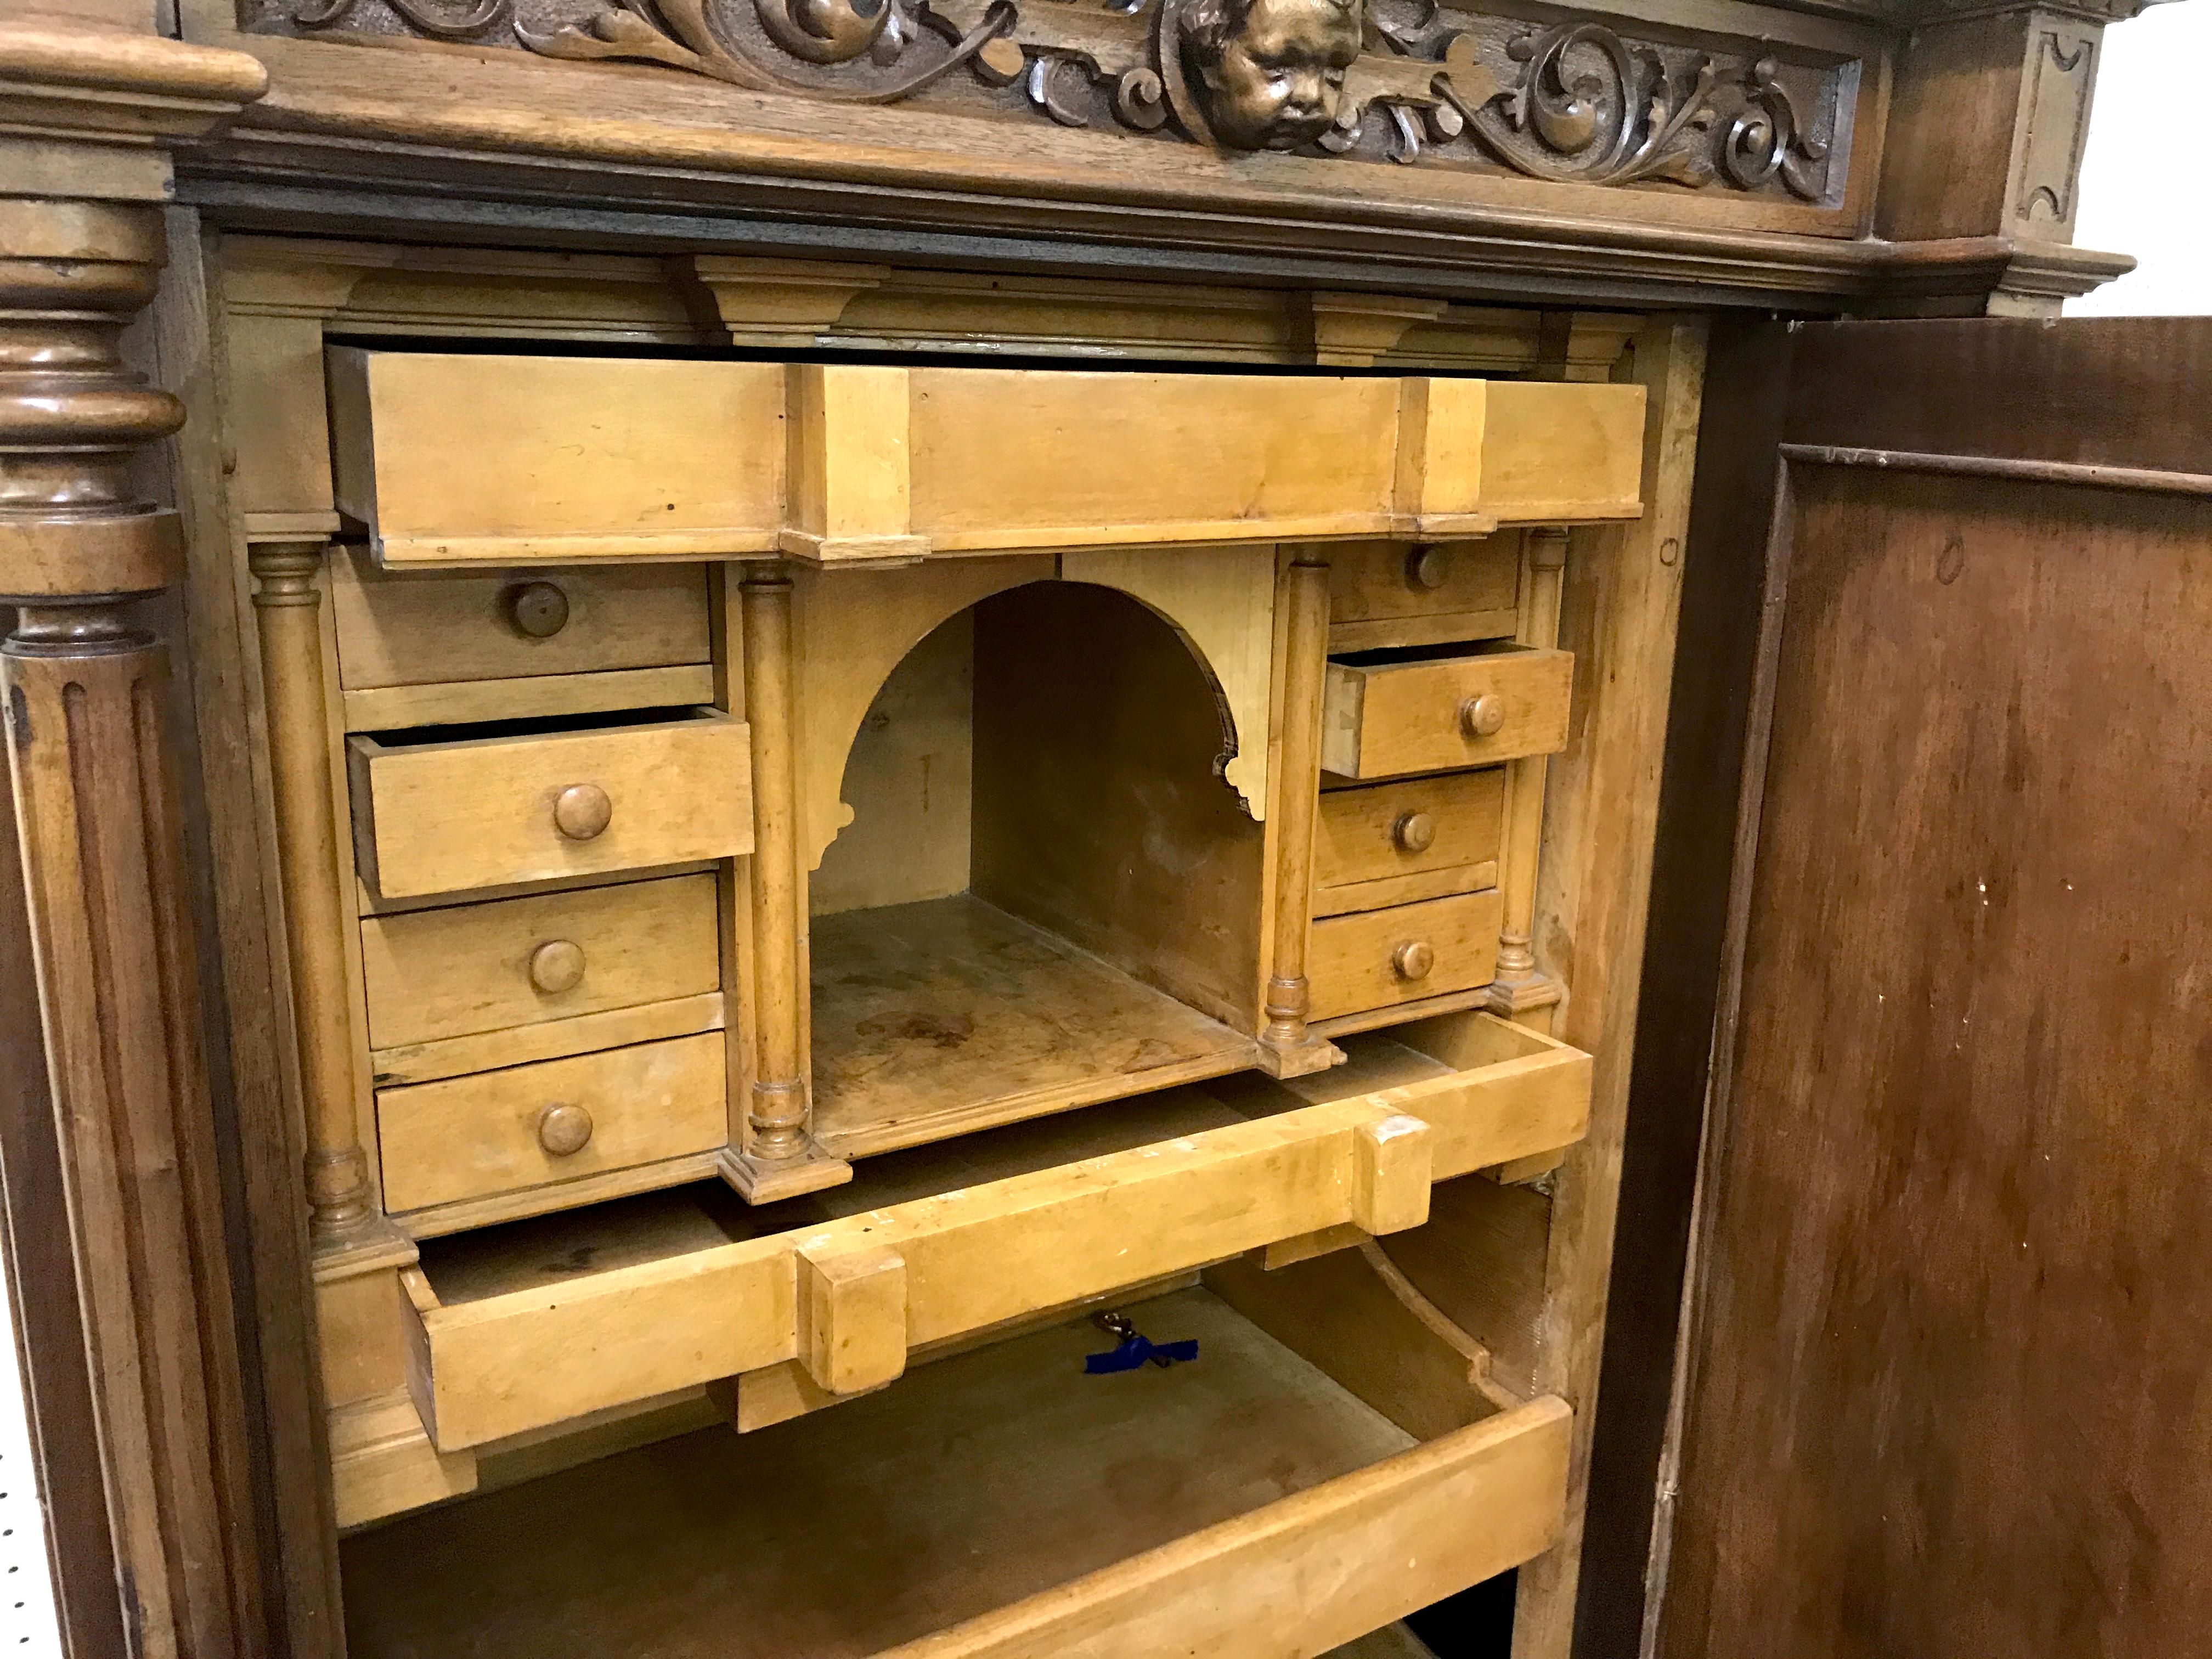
<box><xmin>528</xmin><ymin>939</ymin><xmax>586</xmax><ymax>995</ymax></box>
<box><xmin>1391</xmin><ymin>811</ymin><xmax>1436</xmax><ymax>854</ymax></box>
<box><xmin>1392</xmin><ymin>941</ymin><xmax>1435</xmax><ymax>982</ymax></box>
<box><xmin>553</xmin><ymin>783</ymin><xmax>613</xmax><ymax>841</ymax></box>
<box><xmin>536</xmin><ymin>1102</ymin><xmax>594</xmax><ymax>1158</ymax></box>
<box><xmin>1460</xmin><ymin>693</ymin><xmax>1507</xmax><ymax>739</ymax></box>
<box><xmin>505</xmin><ymin>580</ymin><xmax>571</xmax><ymax>640</ymax></box>
<box><xmin>1404</xmin><ymin>546</ymin><xmax>1451</xmax><ymax>592</ymax></box>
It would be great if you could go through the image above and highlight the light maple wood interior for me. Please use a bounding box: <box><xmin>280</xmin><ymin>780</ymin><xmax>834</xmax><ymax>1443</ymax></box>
<box><xmin>341</xmin><ymin>1287</ymin><xmax>1562</xmax><ymax>1658</ymax></box>
<box><xmin>808</xmin><ymin>580</ymin><xmax>1265</xmax><ymax>1156</ymax></box>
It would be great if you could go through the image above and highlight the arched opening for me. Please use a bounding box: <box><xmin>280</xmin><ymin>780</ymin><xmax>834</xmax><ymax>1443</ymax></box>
<box><xmin>808</xmin><ymin>580</ymin><xmax>1266</xmax><ymax>1153</ymax></box>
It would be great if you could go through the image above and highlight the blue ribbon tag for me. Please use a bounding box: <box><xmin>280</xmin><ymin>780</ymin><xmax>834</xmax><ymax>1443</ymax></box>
<box><xmin>1084</xmin><ymin>1315</ymin><xmax>1200</xmax><ymax>1373</ymax></box>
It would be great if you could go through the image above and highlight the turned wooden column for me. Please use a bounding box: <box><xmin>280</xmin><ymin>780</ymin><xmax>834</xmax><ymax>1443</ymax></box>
<box><xmin>247</xmin><ymin>538</ymin><xmax>378</xmax><ymax>1242</ymax></box>
<box><xmin>726</xmin><ymin>568</ymin><xmax>849</xmax><ymax>1201</ymax></box>
<box><xmin>0</xmin><ymin>192</ymin><xmax>255</xmax><ymax>1659</ymax></box>
<box><xmin>1259</xmin><ymin>551</ymin><xmax>1336</xmax><ymax>1076</ymax></box>
<box><xmin>1490</xmin><ymin>526</ymin><xmax>1570</xmax><ymax>1015</ymax></box>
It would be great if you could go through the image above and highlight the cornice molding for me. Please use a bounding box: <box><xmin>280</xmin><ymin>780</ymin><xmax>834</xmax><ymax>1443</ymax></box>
<box><xmin>0</xmin><ymin>21</ymin><xmax>268</xmax><ymax>198</ymax></box>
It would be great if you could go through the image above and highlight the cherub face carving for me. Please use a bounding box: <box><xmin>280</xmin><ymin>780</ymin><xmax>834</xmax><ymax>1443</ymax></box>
<box><xmin>1181</xmin><ymin>0</ymin><xmax>1362</xmax><ymax>150</ymax></box>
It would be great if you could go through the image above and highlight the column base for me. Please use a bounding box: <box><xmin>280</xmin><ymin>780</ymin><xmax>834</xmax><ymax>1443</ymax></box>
<box><xmin>1253</xmin><ymin>1030</ymin><xmax>1344</xmax><ymax>1080</ymax></box>
<box><xmin>1485</xmin><ymin>973</ymin><xmax>1565</xmax><ymax>1024</ymax></box>
<box><xmin>718</xmin><ymin>1144</ymin><xmax>854</xmax><ymax>1205</ymax></box>
<box><xmin>309</xmin><ymin>1215</ymin><xmax>417</xmax><ymax>1283</ymax></box>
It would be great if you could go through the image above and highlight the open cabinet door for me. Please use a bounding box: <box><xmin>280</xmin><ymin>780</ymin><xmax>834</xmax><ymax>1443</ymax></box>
<box><xmin>1636</xmin><ymin>319</ymin><xmax>2212</xmax><ymax>1659</ymax></box>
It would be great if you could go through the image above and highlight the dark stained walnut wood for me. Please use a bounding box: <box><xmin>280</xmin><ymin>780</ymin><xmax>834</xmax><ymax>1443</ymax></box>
<box><xmin>1656</xmin><ymin>320</ymin><xmax>2212</xmax><ymax>1659</ymax></box>
<box><xmin>0</xmin><ymin>195</ymin><xmax>266</xmax><ymax>1659</ymax></box>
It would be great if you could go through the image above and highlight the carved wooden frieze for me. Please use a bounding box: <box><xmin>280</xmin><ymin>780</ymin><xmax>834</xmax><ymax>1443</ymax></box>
<box><xmin>249</xmin><ymin>0</ymin><xmax>1851</xmax><ymax>198</ymax></box>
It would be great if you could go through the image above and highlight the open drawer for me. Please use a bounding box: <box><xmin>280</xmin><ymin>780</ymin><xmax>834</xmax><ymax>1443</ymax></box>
<box><xmin>330</xmin><ymin>349</ymin><xmax>1648</xmax><ymax>565</ymax></box>
<box><xmin>347</xmin><ymin>1288</ymin><xmax>1571</xmax><ymax>1658</ymax></box>
<box><xmin>347</xmin><ymin>707</ymin><xmax>752</xmax><ymax>900</ymax></box>
<box><xmin>397</xmin><ymin>1014</ymin><xmax>1590</xmax><ymax>1452</ymax></box>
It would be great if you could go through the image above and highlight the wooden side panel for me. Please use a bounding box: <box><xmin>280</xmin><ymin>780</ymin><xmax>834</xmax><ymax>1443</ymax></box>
<box><xmin>328</xmin><ymin>351</ymin><xmax>786</xmax><ymax>562</ymax></box>
<box><xmin>1663</xmin><ymin>465</ymin><xmax>2212</xmax><ymax>1659</ymax></box>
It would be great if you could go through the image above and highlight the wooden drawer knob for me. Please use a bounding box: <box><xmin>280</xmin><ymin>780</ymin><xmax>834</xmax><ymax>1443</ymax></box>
<box><xmin>1391</xmin><ymin>811</ymin><xmax>1436</xmax><ymax>854</ymax></box>
<box><xmin>1392</xmin><ymin>941</ymin><xmax>1435</xmax><ymax>981</ymax></box>
<box><xmin>527</xmin><ymin>939</ymin><xmax>586</xmax><ymax>995</ymax></box>
<box><xmin>1460</xmin><ymin>693</ymin><xmax>1506</xmax><ymax>738</ymax></box>
<box><xmin>505</xmin><ymin>580</ymin><xmax>571</xmax><ymax>639</ymax></box>
<box><xmin>536</xmin><ymin>1102</ymin><xmax>594</xmax><ymax>1158</ymax></box>
<box><xmin>553</xmin><ymin>783</ymin><xmax>613</xmax><ymax>840</ymax></box>
<box><xmin>1404</xmin><ymin>546</ymin><xmax>1451</xmax><ymax>592</ymax></box>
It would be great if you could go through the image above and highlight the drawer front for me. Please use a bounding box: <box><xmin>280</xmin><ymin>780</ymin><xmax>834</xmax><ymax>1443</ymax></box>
<box><xmin>1321</xmin><ymin>645</ymin><xmax>1572</xmax><ymax>781</ymax></box>
<box><xmin>330</xmin><ymin>548</ymin><xmax>712</xmax><ymax>691</ymax></box>
<box><xmin>360</xmin><ymin>873</ymin><xmax>721</xmax><ymax>1050</ymax></box>
<box><xmin>887</xmin><ymin>1398</ymin><xmax>1571</xmax><ymax>1659</ymax></box>
<box><xmin>1326</xmin><ymin>539</ymin><xmax>1519</xmax><ymax>653</ymax></box>
<box><xmin>403</xmin><ymin>1014</ymin><xmax>1593</xmax><ymax>1449</ymax></box>
<box><xmin>377</xmin><ymin>1031</ymin><xmax>726</xmax><ymax>1214</ymax></box>
<box><xmin>1308</xmin><ymin>889</ymin><xmax>1503</xmax><ymax>1021</ymax></box>
<box><xmin>348</xmin><ymin>711</ymin><xmax>752</xmax><ymax>900</ymax></box>
<box><xmin>1314</xmin><ymin>770</ymin><xmax>1505</xmax><ymax>917</ymax></box>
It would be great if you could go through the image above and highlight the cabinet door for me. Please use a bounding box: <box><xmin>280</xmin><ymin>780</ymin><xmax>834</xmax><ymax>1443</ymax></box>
<box><xmin>1626</xmin><ymin>319</ymin><xmax>2212</xmax><ymax>1659</ymax></box>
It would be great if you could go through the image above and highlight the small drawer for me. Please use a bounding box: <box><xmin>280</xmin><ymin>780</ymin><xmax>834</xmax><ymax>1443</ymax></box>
<box><xmin>376</xmin><ymin>1031</ymin><xmax>726</xmax><ymax>1215</ymax></box>
<box><xmin>360</xmin><ymin>872</ymin><xmax>721</xmax><ymax>1051</ymax></box>
<box><xmin>1327</xmin><ymin>539</ymin><xmax>1520</xmax><ymax>654</ymax></box>
<box><xmin>330</xmin><ymin>550</ymin><xmax>714</xmax><ymax>730</ymax></box>
<box><xmin>1314</xmin><ymin>770</ymin><xmax>1505</xmax><ymax>917</ymax></box>
<box><xmin>347</xmin><ymin>708</ymin><xmax>752</xmax><ymax>901</ymax></box>
<box><xmin>1308</xmin><ymin>889</ymin><xmax>1503</xmax><ymax>1021</ymax></box>
<box><xmin>330</xmin><ymin>550</ymin><xmax>712</xmax><ymax>691</ymax></box>
<box><xmin>1321</xmin><ymin>642</ymin><xmax>1571</xmax><ymax>781</ymax></box>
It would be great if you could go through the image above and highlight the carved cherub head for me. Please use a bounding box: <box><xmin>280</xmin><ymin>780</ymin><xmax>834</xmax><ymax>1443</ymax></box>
<box><xmin>1181</xmin><ymin>0</ymin><xmax>1363</xmax><ymax>150</ymax></box>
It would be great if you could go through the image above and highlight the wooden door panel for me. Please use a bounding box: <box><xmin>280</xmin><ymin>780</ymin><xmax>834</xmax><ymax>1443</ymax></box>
<box><xmin>1652</xmin><ymin>320</ymin><xmax>2212</xmax><ymax>1659</ymax></box>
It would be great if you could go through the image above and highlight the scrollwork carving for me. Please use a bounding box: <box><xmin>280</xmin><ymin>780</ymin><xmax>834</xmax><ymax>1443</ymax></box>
<box><xmin>267</xmin><ymin>0</ymin><xmax>1843</xmax><ymax>199</ymax></box>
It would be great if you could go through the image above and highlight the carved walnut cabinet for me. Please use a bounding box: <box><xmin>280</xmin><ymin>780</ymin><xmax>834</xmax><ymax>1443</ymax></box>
<box><xmin>0</xmin><ymin>0</ymin><xmax>2162</xmax><ymax>1656</ymax></box>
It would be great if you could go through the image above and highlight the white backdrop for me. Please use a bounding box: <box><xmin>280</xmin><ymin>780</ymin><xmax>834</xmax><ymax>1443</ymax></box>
<box><xmin>2070</xmin><ymin>2</ymin><xmax>2212</xmax><ymax>313</ymax></box>
<box><xmin>0</xmin><ymin>17</ymin><xmax>2200</xmax><ymax>1655</ymax></box>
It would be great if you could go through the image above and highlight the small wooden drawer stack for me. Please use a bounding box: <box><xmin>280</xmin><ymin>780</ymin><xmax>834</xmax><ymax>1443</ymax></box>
<box><xmin>1307</xmin><ymin>539</ymin><xmax>1573</xmax><ymax>1024</ymax></box>
<box><xmin>330</xmin><ymin>557</ymin><xmax>752</xmax><ymax>1232</ymax></box>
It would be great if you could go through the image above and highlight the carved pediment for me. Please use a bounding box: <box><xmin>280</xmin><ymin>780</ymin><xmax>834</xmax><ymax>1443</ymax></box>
<box><xmin>253</xmin><ymin>0</ymin><xmax>1847</xmax><ymax>198</ymax></box>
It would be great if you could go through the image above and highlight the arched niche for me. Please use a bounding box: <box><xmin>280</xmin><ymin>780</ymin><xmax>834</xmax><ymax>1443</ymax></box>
<box><xmin>792</xmin><ymin>545</ymin><xmax>1277</xmax><ymax>874</ymax></box>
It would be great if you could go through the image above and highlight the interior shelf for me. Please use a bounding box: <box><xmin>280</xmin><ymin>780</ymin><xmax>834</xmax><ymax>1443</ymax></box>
<box><xmin>810</xmin><ymin>893</ymin><xmax>1258</xmax><ymax>1158</ymax></box>
<box><xmin>343</xmin><ymin>1290</ymin><xmax>1413</xmax><ymax>1656</ymax></box>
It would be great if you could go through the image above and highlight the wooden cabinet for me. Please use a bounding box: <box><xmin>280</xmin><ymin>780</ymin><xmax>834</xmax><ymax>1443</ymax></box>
<box><xmin>0</xmin><ymin>16</ymin><xmax>2170</xmax><ymax>1659</ymax></box>
<box><xmin>179</xmin><ymin>290</ymin><xmax>1681</xmax><ymax>1659</ymax></box>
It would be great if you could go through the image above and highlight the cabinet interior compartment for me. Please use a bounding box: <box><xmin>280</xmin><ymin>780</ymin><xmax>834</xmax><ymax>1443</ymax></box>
<box><xmin>808</xmin><ymin>579</ymin><xmax>1267</xmax><ymax>1158</ymax></box>
<box><xmin>343</xmin><ymin>1285</ymin><xmax>1570</xmax><ymax>1659</ymax></box>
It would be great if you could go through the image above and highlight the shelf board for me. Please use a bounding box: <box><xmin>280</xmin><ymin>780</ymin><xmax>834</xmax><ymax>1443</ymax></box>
<box><xmin>810</xmin><ymin>893</ymin><xmax>1258</xmax><ymax>1158</ymax></box>
<box><xmin>342</xmin><ymin>1289</ymin><xmax>1412</xmax><ymax>1658</ymax></box>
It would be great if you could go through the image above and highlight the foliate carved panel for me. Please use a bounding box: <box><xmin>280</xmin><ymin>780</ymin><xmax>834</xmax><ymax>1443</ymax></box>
<box><xmin>244</xmin><ymin>0</ymin><xmax>1854</xmax><ymax>200</ymax></box>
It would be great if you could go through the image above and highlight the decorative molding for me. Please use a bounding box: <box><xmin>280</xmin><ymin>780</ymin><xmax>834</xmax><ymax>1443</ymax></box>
<box><xmin>2012</xmin><ymin>20</ymin><xmax>2096</xmax><ymax>231</ymax></box>
<box><xmin>250</xmin><ymin>0</ymin><xmax>1848</xmax><ymax>195</ymax></box>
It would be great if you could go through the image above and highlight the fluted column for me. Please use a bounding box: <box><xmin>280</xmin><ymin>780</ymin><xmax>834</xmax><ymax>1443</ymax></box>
<box><xmin>0</xmin><ymin>194</ymin><xmax>251</xmax><ymax>1659</ymax></box>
